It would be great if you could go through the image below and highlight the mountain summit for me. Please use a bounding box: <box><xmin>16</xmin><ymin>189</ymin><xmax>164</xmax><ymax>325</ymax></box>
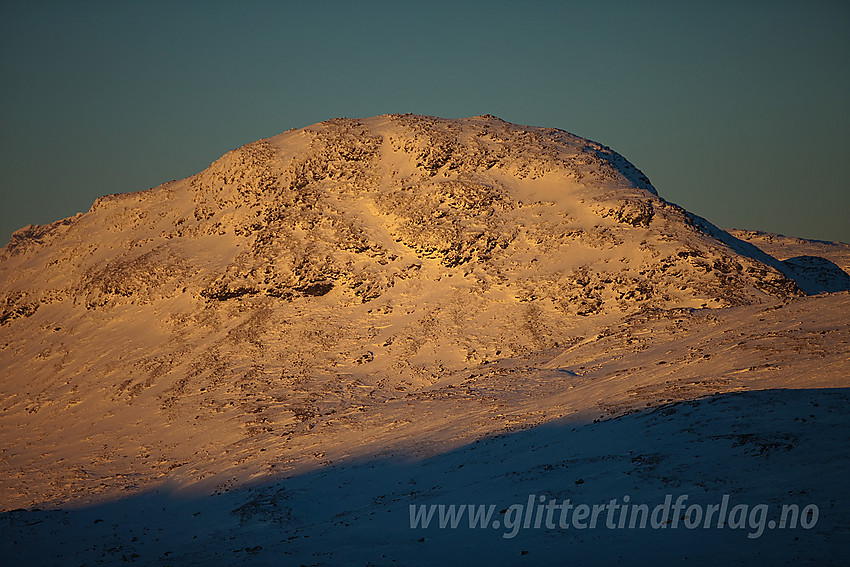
<box><xmin>0</xmin><ymin>114</ymin><xmax>824</xmax><ymax>509</ymax></box>
<box><xmin>2</xmin><ymin>114</ymin><xmax>801</xmax><ymax>322</ymax></box>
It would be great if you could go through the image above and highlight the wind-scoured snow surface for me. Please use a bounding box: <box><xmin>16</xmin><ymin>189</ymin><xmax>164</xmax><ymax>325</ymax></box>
<box><xmin>1</xmin><ymin>115</ymin><xmax>848</xmax><ymax>564</ymax></box>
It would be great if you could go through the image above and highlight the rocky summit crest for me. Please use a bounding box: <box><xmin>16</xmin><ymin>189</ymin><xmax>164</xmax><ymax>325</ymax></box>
<box><xmin>2</xmin><ymin>114</ymin><xmax>799</xmax><ymax>320</ymax></box>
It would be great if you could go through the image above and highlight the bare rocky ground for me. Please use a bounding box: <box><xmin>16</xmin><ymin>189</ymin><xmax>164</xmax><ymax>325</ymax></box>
<box><xmin>1</xmin><ymin>115</ymin><xmax>848</xmax><ymax>564</ymax></box>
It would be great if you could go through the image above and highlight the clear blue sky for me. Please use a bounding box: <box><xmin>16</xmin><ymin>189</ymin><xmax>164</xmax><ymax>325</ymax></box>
<box><xmin>2</xmin><ymin>0</ymin><xmax>848</xmax><ymax>243</ymax></box>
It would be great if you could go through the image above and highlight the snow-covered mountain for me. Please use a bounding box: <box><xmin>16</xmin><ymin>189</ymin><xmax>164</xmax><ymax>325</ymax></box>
<box><xmin>1</xmin><ymin>115</ymin><xmax>848</xmax><ymax>565</ymax></box>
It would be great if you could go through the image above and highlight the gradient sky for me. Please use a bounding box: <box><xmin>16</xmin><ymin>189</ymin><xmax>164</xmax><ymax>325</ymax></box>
<box><xmin>2</xmin><ymin>0</ymin><xmax>848</xmax><ymax>245</ymax></box>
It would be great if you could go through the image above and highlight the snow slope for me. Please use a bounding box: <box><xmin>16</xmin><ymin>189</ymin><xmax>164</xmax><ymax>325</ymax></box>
<box><xmin>729</xmin><ymin>229</ymin><xmax>850</xmax><ymax>294</ymax></box>
<box><xmin>3</xmin><ymin>386</ymin><xmax>847</xmax><ymax>566</ymax></box>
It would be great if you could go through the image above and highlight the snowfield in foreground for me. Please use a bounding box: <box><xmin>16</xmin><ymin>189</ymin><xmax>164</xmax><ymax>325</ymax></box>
<box><xmin>3</xmin><ymin>385</ymin><xmax>848</xmax><ymax>565</ymax></box>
